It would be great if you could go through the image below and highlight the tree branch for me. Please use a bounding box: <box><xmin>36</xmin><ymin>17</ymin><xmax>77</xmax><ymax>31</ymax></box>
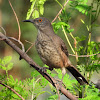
<box><xmin>0</xmin><ymin>81</ymin><xmax>24</xmax><ymax>100</ymax></box>
<box><xmin>69</xmin><ymin>52</ymin><xmax>99</xmax><ymax>57</ymax></box>
<box><xmin>0</xmin><ymin>32</ymin><xmax>78</xmax><ymax>100</ymax></box>
<box><xmin>8</xmin><ymin>0</ymin><xmax>21</xmax><ymax>40</ymax></box>
<box><xmin>51</xmin><ymin>0</ymin><xmax>69</xmax><ymax>23</ymax></box>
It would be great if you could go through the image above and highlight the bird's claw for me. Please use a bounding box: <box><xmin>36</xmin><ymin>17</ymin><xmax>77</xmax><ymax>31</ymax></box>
<box><xmin>39</xmin><ymin>67</ymin><xmax>49</xmax><ymax>72</ymax></box>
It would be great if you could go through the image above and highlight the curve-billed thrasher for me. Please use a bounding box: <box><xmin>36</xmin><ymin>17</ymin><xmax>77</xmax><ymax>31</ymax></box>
<box><xmin>23</xmin><ymin>17</ymin><xmax>88</xmax><ymax>85</ymax></box>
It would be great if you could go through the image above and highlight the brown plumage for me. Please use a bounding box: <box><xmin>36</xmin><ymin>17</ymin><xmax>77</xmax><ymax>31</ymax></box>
<box><xmin>23</xmin><ymin>17</ymin><xmax>88</xmax><ymax>85</ymax></box>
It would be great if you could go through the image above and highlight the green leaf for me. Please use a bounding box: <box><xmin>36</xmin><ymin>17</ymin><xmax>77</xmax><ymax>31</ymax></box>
<box><xmin>69</xmin><ymin>29</ymin><xmax>74</xmax><ymax>32</ymax></box>
<box><xmin>92</xmin><ymin>24</ymin><xmax>100</xmax><ymax>27</ymax></box>
<box><xmin>12</xmin><ymin>94</ymin><xmax>19</xmax><ymax>99</ymax></box>
<box><xmin>75</xmin><ymin>4</ymin><xmax>91</xmax><ymax>15</ymax></box>
<box><xmin>70</xmin><ymin>0</ymin><xmax>91</xmax><ymax>15</ymax></box>
<box><xmin>40</xmin><ymin>5</ymin><xmax>44</xmax><ymax>15</ymax></box>
<box><xmin>52</xmin><ymin>22</ymin><xmax>70</xmax><ymax>33</ymax></box>
<box><xmin>14</xmin><ymin>86</ymin><xmax>20</xmax><ymax>91</ymax></box>
<box><xmin>0</xmin><ymin>65</ymin><xmax>2</xmax><ymax>68</ymax></box>
<box><xmin>81</xmin><ymin>19</ymin><xmax>85</xmax><ymax>24</ymax></box>
<box><xmin>30</xmin><ymin>0</ymin><xmax>34</xmax><ymax>2</ymax></box>
<box><xmin>26</xmin><ymin>0</ymin><xmax>36</xmax><ymax>19</ymax></box>
<box><xmin>7</xmin><ymin>63</ymin><xmax>13</xmax><ymax>71</ymax></box>
<box><xmin>2</xmin><ymin>56</ymin><xmax>12</xmax><ymax>65</ymax></box>
<box><xmin>26</xmin><ymin>0</ymin><xmax>46</xmax><ymax>19</ymax></box>
<box><xmin>9</xmin><ymin>75</ymin><xmax>14</xmax><ymax>82</ymax></box>
<box><xmin>32</xmin><ymin>10</ymin><xmax>39</xmax><ymax>18</ymax></box>
<box><xmin>47</xmin><ymin>94</ymin><xmax>58</xmax><ymax>100</ymax></box>
<box><xmin>38</xmin><ymin>0</ymin><xmax>46</xmax><ymax>5</ymax></box>
<box><xmin>51</xmin><ymin>73</ymin><xmax>56</xmax><ymax>77</ymax></box>
<box><xmin>58</xmin><ymin>74</ymin><xmax>62</xmax><ymax>79</ymax></box>
<box><xmin>1</xmin><ymin>66</ymin><xmax>6</xmax><ymax>70</ymax></box>
<box><xmin>75</xmin><ymin>36</ymin><xmax>86</xmax><ymax>42</ymax></box>
<box><xmin>0</xmin><ymin>58</ymin><xmax>2</xmax><ymax>63</ymax></box>
<box><xmin>35</xmin><ymin>91</ymin><xmax>47</xmax><ymax>99</ymax></box>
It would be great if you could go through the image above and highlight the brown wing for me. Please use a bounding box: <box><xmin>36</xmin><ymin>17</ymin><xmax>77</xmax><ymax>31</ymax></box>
<box><xmin>52</xmin><ymin>34</ymin><xmax>69</xmax><ymax>57</ymax></box>
<box><xmin>60</xmin><ymin>40</ymin><xmax>69</xmax><ymax>57</ymax></box>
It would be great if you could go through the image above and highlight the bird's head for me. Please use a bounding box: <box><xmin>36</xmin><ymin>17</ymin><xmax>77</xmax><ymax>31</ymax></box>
<box><xmin>23</xmin><ymin>17</ymin><xmax>51</xmax><ymax>30</ymax></box>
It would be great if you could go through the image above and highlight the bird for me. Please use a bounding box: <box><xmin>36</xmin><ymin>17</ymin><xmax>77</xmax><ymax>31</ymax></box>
<box><xmin>23</xmin><ymin>17</ymin><xmax>88</xmax><ymax>85</ymax></box>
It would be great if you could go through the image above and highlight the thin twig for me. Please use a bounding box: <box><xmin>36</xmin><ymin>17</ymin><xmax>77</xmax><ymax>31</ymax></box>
<box><xmin>25</xmin><ymin>43</ymin><xmax>34</xmax><ymax>54</ymax></box>
<box><xmin>51</xmin><ymin>0</ymin><xmax>69</xmax><ymax>23</ymax></box>
<box><xmin>0</xmin><ymin>26</ymin><xmax>6</xmax><ymax>35</ymax></box>
<box><xmin>0</xmin><ymin>81</ymin><xmax>24</xmax><ymax>100</ymax></box>
<box><xmin>58</xmin><ymin>16</ymin><xmax>75</xmax><ymax>54</ymax></box>
<box><xmin>8</xmin><ymin>37</ymin><xmax>25</xmax><ymax>52</ymax></box>
<box><xmin>25</xmin><ymin>40</ymin><xmax>34</xmax><ymax>54</ymax></box>
<box><xmin>8</xmin><ymin>0</ymin><xmax>21</xmax><ymax>41</ymax></box>
<box><xmin>25</xmin><ymin>40</ymin><xmax>33</xmax><ymax>45</ymax></box>
<box><xmin>69</xmin><ymin>52</ymin><xmax>99</xmax><ymax>57</ymax></box>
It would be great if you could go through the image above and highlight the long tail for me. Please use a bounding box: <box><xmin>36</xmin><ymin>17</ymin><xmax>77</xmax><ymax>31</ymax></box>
<box><xmin>66</xmin><ymin>65</ymin><xmax>88</xmax><ymax>85</ymax></box>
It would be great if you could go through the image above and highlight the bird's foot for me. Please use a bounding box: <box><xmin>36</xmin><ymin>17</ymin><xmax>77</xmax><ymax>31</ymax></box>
<box><xmin>39</xmin><ymin>67</ymin><xmax>49</xmax><ymax>73</ymax></box>
<box><xmin>54</xmin><ymin>78</ymin><xmax>66</xmax><ymax>88</ymax></box>
<box><xmin>39</xmin><ymin>66</ymin><xmax>53</xmax><ymax>73</ymax></box>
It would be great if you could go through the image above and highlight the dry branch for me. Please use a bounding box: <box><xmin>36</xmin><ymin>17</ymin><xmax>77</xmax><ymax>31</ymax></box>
<box><xmin>0</xmin><ymin>32</ymin><xmax>78</xmax><ymax>100</ymax></box>
<box><xmin>0</xmin><ymin>81</ymin><xmax>24</xmax><ymax>100</ymax></box>
<box><xmin>51</xmin><ymin>0</ymin><xmax>69</xmax><ymax>23</ymax></box>
<box><xmin>8</xmin><ymin>0</ymin><xmax>21</xmax><ymax>40</ymax></box>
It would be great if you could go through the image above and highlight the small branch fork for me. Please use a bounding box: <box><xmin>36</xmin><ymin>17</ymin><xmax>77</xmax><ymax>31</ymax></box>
<box><xmin>0</xmin><ymin>32</ymin><xmax>78</xmax><ymax>100</ymax></box>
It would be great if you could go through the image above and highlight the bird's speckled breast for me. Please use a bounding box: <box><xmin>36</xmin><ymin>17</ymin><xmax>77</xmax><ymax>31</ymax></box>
<box><xmin>35</xmin><ymin>31</ymin><xmax>66</xmax><ymax>68</ymax></box>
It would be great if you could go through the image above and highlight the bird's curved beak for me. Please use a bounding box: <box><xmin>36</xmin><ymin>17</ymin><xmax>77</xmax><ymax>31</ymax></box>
<box><xmin>23</xmin><ymin>19</ymin><xmax>34</xmax><ymax>23</ymax></box>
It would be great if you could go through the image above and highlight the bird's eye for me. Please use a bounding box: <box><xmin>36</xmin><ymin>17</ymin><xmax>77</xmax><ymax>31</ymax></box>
<box><xmin>39</xmin><ymin>19</ymin><xmax>42</xmax><ymax>22</ymax></box>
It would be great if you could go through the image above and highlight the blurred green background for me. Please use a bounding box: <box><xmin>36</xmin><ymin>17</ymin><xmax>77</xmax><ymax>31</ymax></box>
<box><xmin>0</xmin><ymin>0</ymin><xmax>100</xmax><ymax>82</ymax></box>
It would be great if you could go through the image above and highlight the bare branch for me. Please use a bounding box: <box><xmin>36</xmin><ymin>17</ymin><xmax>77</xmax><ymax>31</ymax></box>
<box><xmin>69</xmin><ymin>53</ymin><xmax>99</xmax><ymax>57</ymax></box>
<box><xmin>25</xmin><ymin>43</ymin><xmax>34</xmax><ymax>54</ymax></box>
<box><xmin>51</xmin><ymin>0</ymin><xmax>69</xmax><ymax>23</ymax></box>
<box><xmin>25</xmin><ymin>40</ymin><xmax>33</xmax><ymax>45</ymax></box>
<box><xmin>8</xmin><ymin>0</ymin><xmax>21</xmax><ymax>40</ymax></box>
<box><xmin>0</xmin><ymin>26</ymin><xmax>6</xmax><ymax>35</ymax></box>
<box><xmin>0</xmin><ymin>32</ymin><xmax>78</xmax><ymax>100</ymax></box>
<box><xmin>8</xmin><ymin>37</ymin><xmax>25</xmax><ymax>52</ymax></box>
<box><xmin>0</xmin><ymin>81</ymin><xmax>24</xmax><ymax>100</ymax></box>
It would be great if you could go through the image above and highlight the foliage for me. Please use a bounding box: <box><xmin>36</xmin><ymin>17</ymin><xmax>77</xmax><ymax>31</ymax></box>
<box><xmin>0</xmin><ymin>0</ymin><xmax>100</xmax><ymax>100</ymax></box>
<box><xmin>26</xmin><ymin>0</ymin><xmax>47</xmax><ymax>19</ymax></box>
<box><xmin>0</xmin><ymin>56</ymin><xmax>13</xmax><ymax>76</ymax></box>
<box><xmin>69</xmin><ymin>0</ymin><xmax>91</xmax><ymax>15</ymax></box>
<box><xmin>0</xmin><ymin>56</ymin><xmax>51</xmax><ymax>100</ymax></box>
<box><xmin>47</xmin><ymin>67</ymin><xmax>78</xmax><ymax>94</ymax></box>
<box><xmin>52</xmin><ymin>21</ymin><xmax>74</xmax><ymax>33</ymax></box>
<box><xmin>0</xmin><ymin>56</ymin><xmax>78</xmax><ymax>100</ymax></box>
<box><xmin>52</xmin><ymin>0</ymin><xmax>100</xmax><ymax>99</ymax></box>
<box><xmin>79</xmin><ymin>85</ymin><xmax>100</xmax><ymax>100</ymax></box>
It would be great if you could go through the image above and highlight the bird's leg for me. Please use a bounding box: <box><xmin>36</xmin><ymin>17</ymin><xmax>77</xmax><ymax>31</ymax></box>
<box><xmin>61</xmin><ymin>67</ymin><xmax>66</xmax><ymax>83</ymax></box>
<box><xmin>54</xmin><ymin>67</ymin><xmax>66</xmax><ymax>87</ymax></box>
